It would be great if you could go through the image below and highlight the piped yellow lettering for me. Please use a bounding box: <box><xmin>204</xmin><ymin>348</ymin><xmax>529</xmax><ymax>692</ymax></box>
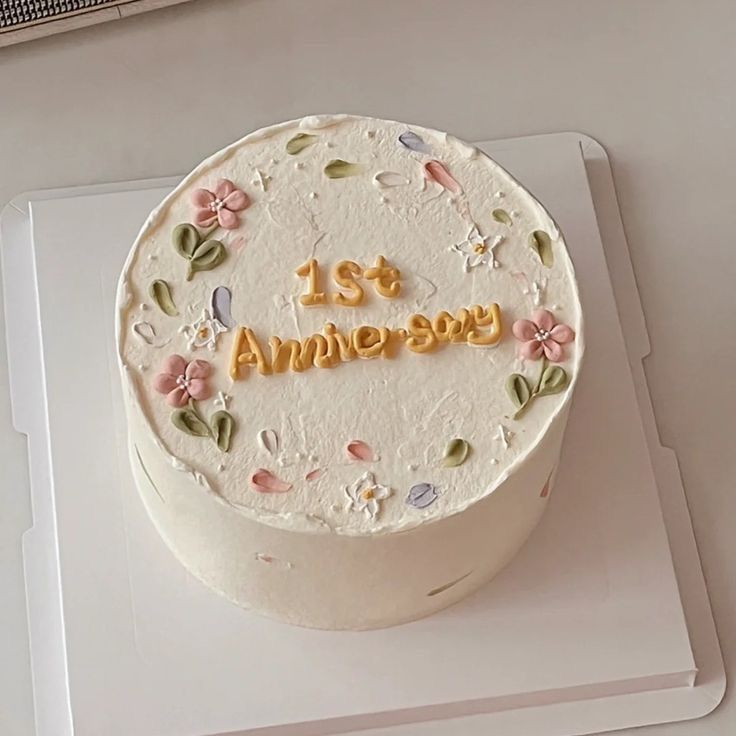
<box><xmin>364</xmin><ymin>255</ymin><xmax>401</xmax><ymax>298</ymax></box>
<box><xmin>467</xmin><ymin>303</ymin><xmax>502</xmax><ymax>346</ymax></box>
<box><xmin>331</xmin><ymin>261</ymin><xmax>364</xmax><ymax>306</ymax></box>
<box><xmin>405</xmin><ymin>314</ymin><xmax>437</xmax><ymax>353</ymax></box>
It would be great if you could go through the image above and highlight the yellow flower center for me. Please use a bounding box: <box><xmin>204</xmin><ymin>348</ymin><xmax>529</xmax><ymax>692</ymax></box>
<box><xmin>473</xmin><ymin>242</ymin><xmax>487</xmax><ymax>254</ymax></box>
<box><xmin>360</xmin><ymin>488</ymin><xmax>375</xmax><ymax>501</ymax></box>
<box><xmin>198</xmin><ymin>327</ymin><xmax>211</xmax><ymax>338</ymax></box>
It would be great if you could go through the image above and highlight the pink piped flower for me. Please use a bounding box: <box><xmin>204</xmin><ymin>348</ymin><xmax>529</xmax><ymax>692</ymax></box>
<box><xmin>191</xmin><ymin>179</ymin><xmax>249</xmax><ymax>230</ymax></box>
<box><xmin>512</xmin><ymin>309</ymin><xmax>575</xmax><ymax>363</ymax></box>
<box><xmin>153</xmin><ymin>355</ymin><xmax>212</xmax><ymax>407</ymax></box>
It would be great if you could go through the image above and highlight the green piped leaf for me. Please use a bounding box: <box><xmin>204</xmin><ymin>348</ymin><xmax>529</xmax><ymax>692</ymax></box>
<box><xmin>172</xmin><ymin>223</ymin><xmax>200</xmax><ymax>258</ymax></box>
<box><xmin>443</xmin><ymin>438</ymin><xmax>470</xmax><ymax>468</ymax></box>
<box><xmin>171</xmin><ymin>407</ymin><xmax>211</xmax><ymax>437</ymax></box>
<box><xmin>505</xmin><ymin>373</ymin><xmax>531</xmax><ymax>409</ymax></box>
<box><xmin>324</xmin><ymin>159</ymin><xmax>363</xmax><ymax>179</ymax></box>
<box><xmin>187</xmin><ymin>239</ymin><xmax>226</xmax><ymax>281</ymax></box>
<box><xmin>286</xmin><ymin>133</ymin><xmax>318</xmax><ymax>155</ymax></box>
<box><xmin>509</xmin><ymin>361</ymin><xmax>570</xmax><ymax>419</ymax></box>
<box><xmin>537</xmin><ymin>365</ymin><xmax>568</xmax><ymax>397</ymax></box>
<box><xmin>492</xmin><ymin>208</ymin><xmax>513</xmax><ymax>226</ymax></box>
<box><xmin>210</xmin><ymin>410</ymin><xmax>235</xmax><ymax>453</ymax></box>
<box><xmin>529</xmin><ymin>230</ymin><xmax>554</xmax><ymax>267</ymax></box>
<box><xmin>172</xmin><ymin>223</ymin><xmax>227</xmax><ymax>281</ymax></box>
<box><xmin>149</xmin><ymin>279</ymin><xmax>178</xmax><ymax>316</ymax></box>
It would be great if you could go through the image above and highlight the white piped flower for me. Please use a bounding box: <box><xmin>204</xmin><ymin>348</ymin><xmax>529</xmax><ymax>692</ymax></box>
<box><xmin>180</xmin><ymin>308</ymin><xmax>228</xmax><ymax>351</ymax></box>
<box><xmin>452</xmin><ymin>225</ymin><xmax>503</xmax><ymax>271</ymax></box>
<box><xmin>344</xmin><ymin>471</ymin><xmax>391</xmax><ymax>519</ymax></box>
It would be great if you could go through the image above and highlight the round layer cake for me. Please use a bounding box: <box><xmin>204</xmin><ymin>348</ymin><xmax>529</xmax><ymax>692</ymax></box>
<box><xmin>117</xmin><ymin>114</ymin><xmax>584</xmax><ymax>630</ymax></box>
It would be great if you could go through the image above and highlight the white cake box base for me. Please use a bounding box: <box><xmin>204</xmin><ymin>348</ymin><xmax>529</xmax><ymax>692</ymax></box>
<box><xmin>0</xmin><ymin>132</ymin><xmax>724</xmax><ymax>736</ymax></box>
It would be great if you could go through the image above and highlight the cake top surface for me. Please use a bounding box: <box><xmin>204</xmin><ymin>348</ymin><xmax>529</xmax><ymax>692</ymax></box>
<box><xmin>117</xmin><ymin>114</ymin><xmax>584</xmax><ymax>536</ymax></box>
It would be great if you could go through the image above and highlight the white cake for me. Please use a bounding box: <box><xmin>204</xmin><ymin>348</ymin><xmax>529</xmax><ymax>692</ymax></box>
<box><xmin>116</xmin><ymin>114</ymin><xmax>584</xmax><ymax>630</ymax></box>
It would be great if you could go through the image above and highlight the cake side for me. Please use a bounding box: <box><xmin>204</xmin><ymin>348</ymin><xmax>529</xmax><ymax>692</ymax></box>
<box><xmin>127</xmin><ymin>386</ymin><xmax>568</xmax><ymax>629</ymax></box>
<box><xmin>117</xmin><ymin>114</ymin><xmax>584</xmax><ymax>538</ymax></box>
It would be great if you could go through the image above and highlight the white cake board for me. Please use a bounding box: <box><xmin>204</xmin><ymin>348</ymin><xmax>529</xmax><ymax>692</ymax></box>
<box><xmin>0</xmin><ymin>133</ymin><xmax>724</xmax><ymax>736</ymax></box>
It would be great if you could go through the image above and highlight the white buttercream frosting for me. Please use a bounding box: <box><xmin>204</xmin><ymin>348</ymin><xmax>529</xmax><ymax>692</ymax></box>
<box><xmin>117</xmin><ymin>114</ymin><xmax>583</xmax><ymax>536</ymax></box>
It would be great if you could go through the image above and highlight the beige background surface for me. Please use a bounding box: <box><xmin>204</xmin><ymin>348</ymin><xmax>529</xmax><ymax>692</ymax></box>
<box><xmin>0</xmin><ymin>1</ymin><xmax>733</xmax><ymax>734</ymax></box>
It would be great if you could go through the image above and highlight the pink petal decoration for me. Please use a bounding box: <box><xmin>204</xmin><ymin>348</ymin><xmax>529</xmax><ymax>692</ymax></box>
<box><xmin>194</xmin><ymin>211</ymin><xmax>217</xmax><ymax>228</ymax></box>
<box><xmin>423</xmin><ymin>160</ymin><xmax>462</xmax><ymax>194</ymax></box>
<box><xmin>217</xmin><ymin>207</ymin><xmax>239</xmax><ymax>229</ymax></box>
<box><xmin>214</xmin><ymin>179</ymin><xmax>235</xmax><ymax>200</ymax></box>
<box><xmin>550</xmin><ymin>323</ymin><xmax>575</xmax><ymax>344</ymax></box>
<box><xmin>166</xmin><ymin>386</ymin><xmax>190</xmax><ymax>408</ymax></box>
<box><xmin>511</xmin><ymin>310</ymin><xmax>575</xmax><ymax>363</ymax></box>
<box><xmin>519</xmin><ymin>341</ymin><xmax>544</xmax><ymax>360</ymax></box>
<box><xmin>532</xmin><ymin>309</ymin><xmax>555</xmax><ymax>332</ymax></box>
<box><xmin>345</xmin><ymin>440</ymin><xmax>375</xmax><ymax>462</ymax></box>
<box><xmin>223</xmin><ymin>189</ymin><xmax>250</xmax><ymax>210</ymax></box>
<box><xmin>190</xmin><ymin>179</ymin><xmax>249</xmax><ymax>230</ymax></box>
<box><xmin>542</xmin><ymin>340</ymin><xmax>564</xmax><ymax>363</ymax></box>
<box><xmin>191</xmin><ymin>188</ymin><xmax>215</xmax><ymax>207</ymax></box>
<box><xmin>185</xmin><ymin>359</ymin><xmax>212</xmax><ymax>380</ymax></box>
<box><xmin>249</xmin><ymin>469</ymin><xmax>292</xmax><ymax>494</ymax></box>
<box><xmin>185</xmin><ymin>378</ymin><xmax>210</xmax><ymax>400</ymax></box>
<box><xmin>512</xmin><ymin>319</ymin><xmax>538</xmax><ymax>342</ymax></box>
<box><xmin>152</xmin><ymin>373</ymin><xmax>178</xmax><ymax>394</ymax></box>
<box><xmin>305</xmin><ymin>467</ymin><xmax>324</xmax><ymax>482</ymax></box>
<box><xmin>162</xmin><ymin>354</ymin><xmax>187</xmax><ymax>376</ymax></box>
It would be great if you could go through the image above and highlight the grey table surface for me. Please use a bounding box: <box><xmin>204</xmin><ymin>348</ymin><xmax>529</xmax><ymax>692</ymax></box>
<box><xmin>0</xmin><ymin>1</ymin><xmax>733</xmax><ymax>735</ymax></box>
